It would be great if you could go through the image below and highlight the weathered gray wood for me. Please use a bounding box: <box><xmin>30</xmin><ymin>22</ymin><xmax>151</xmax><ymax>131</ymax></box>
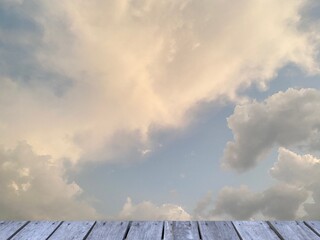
<box><xmin>164</xmin><ymin>221</ymin><xmax>199</xmax><ymax>240</ymax></box>
<box><xmin>10</xmin><ymin>221</ymin><xmax>61</xmax><ymax>240</ymax></box>
<box><xmin>163</xmin><ymin>221</ymin><xmax>174</xmax><ymax>240</ymax></box>
<box><xmin>199</xmin><ymin>221</ymin><xmax>240</xmax><ymax>240</ymax></box>
<box><xmin>48</xmin><ymin>221</ymin><xmax>95</xmax><ymax>240</ymax></box>
<box><xmin>0</xmin><ymin>221</ymin><xmax>28</xmax><ymax>239</ymax></box>
<box><xmin>2</xmin><ymin>220</ymin><xmax>320</xmax><ymax>239</ymax></box>
<box><xmin>126</xmin><ymin>221</ymin><xmax>163</xmax><ymax>240</ymax></box>
<box><xmin>304</xmin><ymin>221</ymin><xmax>320</xmax><ymax>236</ymax></box>
<box><xmin>269</xmin><ymin>221</ymin><xmax>320</xmax><ymax>240</ymax></box>
<box><xmin>233</xmin><ymin>221</ymin><xmax>280</xmax><ymax>240</ymax></box>
<box><xmin>85</xmin><ymin>221</ymin><xmax>129</xmax><ymax>240</ymax></box>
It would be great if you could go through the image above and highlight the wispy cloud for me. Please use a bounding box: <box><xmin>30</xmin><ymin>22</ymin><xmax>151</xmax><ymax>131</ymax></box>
<box><xmin>1</xmin><ymin>0</ymin><xmax>319</xmax><ymax>165</ymax></box>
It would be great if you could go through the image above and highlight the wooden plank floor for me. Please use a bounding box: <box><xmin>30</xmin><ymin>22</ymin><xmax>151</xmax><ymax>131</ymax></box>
<box><xmin>0</xmin><ymin>221</ymin><xmax>319</xmax><ymax>240</ymax></box>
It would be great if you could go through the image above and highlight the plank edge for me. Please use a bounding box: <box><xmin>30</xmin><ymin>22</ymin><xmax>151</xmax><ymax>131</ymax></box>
<box><xmin>45</xmin><ymin>221</ymin><xmax>64</xmax><ymax>240</ymax></box>
<box><xmin>266</xmin><ymin>221</ymin><xmax>285</xmax><ymax>240</ymax></box>
<box><xmin>7</xmin><ymin>221</ymin><xmax>30</xmax><ymax>240</ymax></box>
<box><xmin>303</xmin><ymin>221</ymin><xmax>320</xmax><ymax>237</ymax></box>
<box><xmin>83</xmin><ymin>221</ymin><xmax>97</xmax><ymax>240</ymax></box>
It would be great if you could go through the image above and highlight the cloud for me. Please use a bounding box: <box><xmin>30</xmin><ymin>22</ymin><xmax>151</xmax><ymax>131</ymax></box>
<box><xmin>199</xmin><ymin>148</ymin><xmax>320</xmax><ymax>220</ymax></box>
<box><xmin>270</xmin><ymin>147</ymin><xmax>320</xmax><ymax>186</ymax></box>
<box><xmin>0</xmin><ymin>0</ymin><xmax>319</xmax><ymax>165</ymax></box>
<box><xmin>270</xmin><ymin>148</ymin><xmax>320</xmax><ymax>219</ymax></box>
<box><xmin>211</xmin><ymin>185</ymin><xmax>263</xmax><ymax>219</ymax></box>
<box><xmin>117</xmin><ymin>197</ymin><xmax>191</xmax><ymax>220</ymax></box>
<box><xmin>259</xmin><ymin>183</ymin><xmax>308</xmax><ymax>219</ymax></box>
<box><xmin>193</xmin><ymin>191</ymin><xmax>213</xmax><ymax>219</ymax></box>
<box><xmin>0</xmin><ymin>142</ymin><xmax>99</xmax><ymax>219</ymax></box>
<box><xmin>211</xmin><ymin>88</ymin><xmax>320</xmax><ymax>219</ymax></box>
<box><xmin>210</xmin><ymin>183</ymin><xmax>307</xmax><ymax>220</ymax></box>
<box><xmin>222</xmin><ymin>88</ymin><xmax>320</xmax><ymax>171</ymax></box>
<box><xmin>0</xmin><ymin>141</ymin><xmax>192</xmax><ymax>221</ymax></box>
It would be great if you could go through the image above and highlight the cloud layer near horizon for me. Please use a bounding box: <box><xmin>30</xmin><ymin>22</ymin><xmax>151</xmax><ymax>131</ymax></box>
<box><xmin>199</xmin><ymin>148</ymin><xmax>320</xmax><ymax>220</ymax></box>
<box><xmin>0</xmin><ymin>142</ymin><xmax>192</xmax><ymax>220</ymax></box>
<box><xmin>118</xmin><ymin>197</ymin><xmax>191</xmax><ymax>220</ymax></box>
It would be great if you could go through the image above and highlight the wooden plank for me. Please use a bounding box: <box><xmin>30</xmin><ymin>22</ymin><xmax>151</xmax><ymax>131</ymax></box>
<box><xmin>126</xmin><ymin>221</ymin><xmax>163</xmax><ymax>240</ymax></box>
<box><xmin>0</xmin><ymin>221</ymin><xmax>28</xmax><ymax>240</ymax></box>
<box><xmin>48</xmin><ymin>221</ymin><xmax>95</xmax><ymax>240</ymax></box>
<box><xmin>199</xmin><ymin>221</ymin><xmax>240</xmax><ymax>240</ymax></box>
<box><xmin>233</xmin><ymin>221</ymin><xmax>280</xmax><ymax>240</ymax></box>
<box><xmin>269</xmin><ymin>221</ymin><xmax>320</xmax><ymax>240</ymax></box>
<box><xmin>164</xmin><ymin>221</ymin><xmax>200</xmax><ymax>240</ymax></box>
<box><xmin>163</xmin><ymin>221</ymin><xmax>174</xmax><ymax>240</ymax></box>
<box><xmin>85</xmin><ymin>221</ymin><xmax>129</xmax><ymax>240</ymax></box>
<box><xmin>10</xmin><ymin>221</ymin><xmax>61</xmax><ymax>240</ymax></box>
<box><xmin>304</xmin><ymin>221</ymin><xmax>320</xmax><ymax>236</ymax></box>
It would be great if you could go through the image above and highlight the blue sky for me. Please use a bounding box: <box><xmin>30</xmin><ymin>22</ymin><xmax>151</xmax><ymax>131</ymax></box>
<box><xmin>1</xmin><ymin>0</ymin><xmax>320</xmax><ymax>220</ymax></box>
<box><xmin>73</xmin><ymin>63</ymin><xmax>320</xmax><ymax>217</ymax></box>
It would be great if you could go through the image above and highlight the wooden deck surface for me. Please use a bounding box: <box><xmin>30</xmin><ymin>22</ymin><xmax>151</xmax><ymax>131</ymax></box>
<box><xmin>0</xmin><ymin>221</ymin><xmax>319</xmax><ymax>239</ymax></box>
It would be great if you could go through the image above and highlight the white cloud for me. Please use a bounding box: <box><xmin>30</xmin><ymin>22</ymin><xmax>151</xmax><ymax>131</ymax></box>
<box><xmin>270</xmin><ymin>147</ymin><xmax>320</xmax><ymax>186</ymax></box>
<box><xmin>0</xmin><ymin>142</ymin><xmax>99</xmax><ymax>220</ymax></box>
<box><xmin>270</xmin><ymin>148</ymin><xmax>320</xmax><ymax>219</ymax></box>
<box><xmin>118</xmin><ymin>197</ymin><xmax>191</xmax><ymax>220</ymax></box>
<box><xmin>222</xmin><ymin>88</ymin><xmax>320</xmax><ymax>171</ymax></box>
<box><xmin>259</xmin><ymin>183</ymin><xmax>308</xmax><ymax>219</ymax></box>
<box><xmin>199</xmin><ymin>148</ymin><xmax>320</xmax><ymax>220</ymax></box>
<box><xmin>0</xmin><ymin>0</ymin><xmax>319</xmax><ymax>165</ymax></box>
<box><xmin>209</xmin><ymin>183</ymin><xmax>307</xmax><ymax>220</ymax></box>
<box><xmin>209</xmin><ymin>87</ymin><xmax>320</xmax><ymax>219</ymax></box>
<box><xmin>211</xmin><ymin>185</ymin><xmax>263</xmax><ymax>220</ymax></box>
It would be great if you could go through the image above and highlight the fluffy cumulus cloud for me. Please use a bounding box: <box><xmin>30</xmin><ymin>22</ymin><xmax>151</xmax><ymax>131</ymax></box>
<box><xmin>0</xmin><ymin>142</ymin><xmax>99</xmax><ymax>220</ymax></box>
<box><xmin>270</xmin><ymin>148</ymin><xmax>320</xmax><ymax>219</ymax></box>
<box><xmin>199</xmin><ymin>148</ymin><xmax>320</xmax><ymax>220</ymax></box>
<box><xmin>211</xmin><ymin>87</ymin><xmax>320</xmax><ymax>220</ymax></box>
<box><xmin>117</xmin><ymin>197</ymin><xmax>191</xmax><ymax>220</ymax></box>
<box><xmin>222</xmin><ymin>88</ymin><xmax>320</xmax><ymax>171</ymax></box>
<box><xmin>211</xmin><ymin>184</ymin><xmax>307</xmax><ymax>220</ymax></box>
<box><xmin>1</xmin><ymin>0</ymin><xmax>319</xmax><ymax>165</ymax></box>
<box><xmin>211</xmin><ymin>185</ymin><xmax>263</xmax><ymax>220</ymax></box>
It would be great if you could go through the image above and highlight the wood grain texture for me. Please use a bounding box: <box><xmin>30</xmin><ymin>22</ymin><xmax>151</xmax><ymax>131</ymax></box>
<box><xmin>269</xmin><ymin>221</ymin><xmax>320</xmax><ymax>240</ymax></box>
<box><xmin>164</xmin><ymin>221</ymin><xmax>199</xmax><ymax>240</ymax></box>
<box><xmin>304</xmin><ymin>221</ymin><xmax>320</xmax><ymax>236</ymax></box>
<box><xmin>85</xmin><ymin>221</ymin><xmax>129</xmax><ymax>240</ymax></box>
<box><xmin>126</xmin><ymin>221</ymin><xmax>163</xmax><ymax>240</ymax></box>
<box><xmin>199</xmin><ymin>221</ymin><xmax>240</xmax><ymax>240</ymax></box>
<box><xmin>10</xmin><ymin>221</ymin><xmax>61</xmax><ymax>240</ymax></box>
<box><xmin>1</xmin><ymin>220</ymin><xmax>320</xmax><ymax>239</ymax></box>
<box><xmin>48</xmin><ymin>221</ymin><xmax>95</xmax><ymax>240</ymax></box>
<box><xmin>233</xmin><ymin>221</ymin><xmax>280</xmax><ymax>240</ymax></box>
<box><xmin>0</xmin><ymin>221</ymin><xmax>28</xmax><ymax>240</ymax></box>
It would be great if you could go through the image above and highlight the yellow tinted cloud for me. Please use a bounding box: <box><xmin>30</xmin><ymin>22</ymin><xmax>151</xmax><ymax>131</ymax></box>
<box><xmin>1</xmin><ymin>0</ymin><xmax>318</xmax><ymax>163</ymax></box>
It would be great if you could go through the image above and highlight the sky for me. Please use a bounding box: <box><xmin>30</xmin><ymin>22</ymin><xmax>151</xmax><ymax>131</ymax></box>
<box><xmin>1</xmin><ymin>0</ymin><xmax>320</xmax><ymax>220</ymax></box>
